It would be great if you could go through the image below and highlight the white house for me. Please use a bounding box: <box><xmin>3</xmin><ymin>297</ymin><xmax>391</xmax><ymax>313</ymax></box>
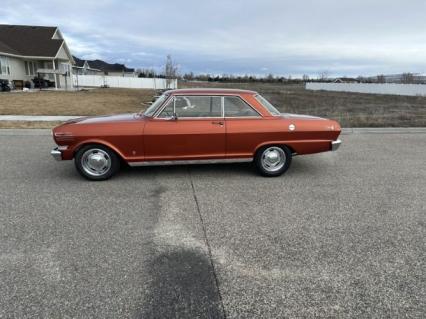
<box><xmin>72</xmin><ymin>56</ymin><xmax>135</xmax><ymax>77</ymax></box>
<box><xmin>72</xmin><ymin>58</ymin><xmax>103</xmax><ymax>76</ymax></box>
<box><xmin>0</xmin><ymin>24</ymin><xmax>74</xmax><ymax>89</ymax></box>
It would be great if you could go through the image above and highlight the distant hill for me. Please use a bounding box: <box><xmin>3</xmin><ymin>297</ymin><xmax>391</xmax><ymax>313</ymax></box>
<box><xmin>73</xmin><ymin>56</ymin><xmax>134</xmax><ymax>73</ymax></box>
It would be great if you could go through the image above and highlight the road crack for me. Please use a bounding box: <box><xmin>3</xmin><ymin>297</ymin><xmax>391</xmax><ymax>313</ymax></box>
<box><xmin>188</xmin><ymin>168</ymin><xmax>228</xmax><ymax>319</ymax></box>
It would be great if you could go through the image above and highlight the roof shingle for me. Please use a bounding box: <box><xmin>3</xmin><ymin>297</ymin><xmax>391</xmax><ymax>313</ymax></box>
<box><xmin>0</xmin><ymin>25</ymin><xmax>63</xmax><ymax>57</ymax></box>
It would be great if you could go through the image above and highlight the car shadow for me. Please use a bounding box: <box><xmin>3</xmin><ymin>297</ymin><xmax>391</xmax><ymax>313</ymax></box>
<box><xmin>136</xmin><ymin>248</ymin><xmax>224</xmax><ymax>319</ymax></box>
<box><xmin>120</xmin><ymin>162</ymin><xmax>256</xmax><ymax>178</ymax></box>
<box><xmin>52</xmin><ymin>158</ymin><xmax>320</xmax><ymax>181</ymax></box>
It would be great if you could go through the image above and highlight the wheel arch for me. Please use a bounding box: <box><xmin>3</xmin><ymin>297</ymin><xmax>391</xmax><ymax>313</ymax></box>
<box><xmin>253</xmin><ymin>142</ymin><xmax>296</xmax><ymax>156</ymax></box>
<box><xmin>73</xmin><ymin>139</ymin><xmax>126</xmax><ymax>162</ymax></box>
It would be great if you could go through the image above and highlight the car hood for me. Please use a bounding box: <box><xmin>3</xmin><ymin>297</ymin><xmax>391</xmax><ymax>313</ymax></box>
<box><xmin>65</xmin><ymin>113</ymin><xmax>139</xmax><ymax>124</ymax></box>
<box><xmin>280</xmin><ymin>113</ymin><xmax>325</xmax><ymax>120</ymax></box>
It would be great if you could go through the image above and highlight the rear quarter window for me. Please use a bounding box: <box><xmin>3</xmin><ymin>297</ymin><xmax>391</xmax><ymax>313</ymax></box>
<box><xmin>224</xmin><ymin>96</ymin><xmax>260</xmax><ymax>117</ymax></box>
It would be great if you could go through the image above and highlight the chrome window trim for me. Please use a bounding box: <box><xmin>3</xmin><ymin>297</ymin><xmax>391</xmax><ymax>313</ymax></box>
<box><xmin>152</xmin><ymin>94</ymin><xmax>175</xmax><ymax>118</ymax></box>
<box><xmin>128</xmin><ymin>157</ymin><xmax>253</xmax><ymax>167</ymax></box>
<box><xmin>224</xmin><ymin>117</ymin><xmax>264</xmax><ymax>119</ymax></box>
<box><xmin>153</xmin><ymin>116</ymin><xmax>225</xmax><ymax>120</ymax></box>
<box><xmin>154</xmin><ymin>95</ymin><xmax>224</xmax><ymax>119</ymax></box>
<box><xmin>153</xmin><ymin>94</ymin><xmax>264</xmax><ymax>119</ymax></box>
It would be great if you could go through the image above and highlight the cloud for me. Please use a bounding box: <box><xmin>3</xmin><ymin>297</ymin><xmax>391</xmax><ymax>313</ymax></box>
<box><xmin>1</xmin><ymin>0</ymin><xmax>426</xmax><ymax>76</ymax></box>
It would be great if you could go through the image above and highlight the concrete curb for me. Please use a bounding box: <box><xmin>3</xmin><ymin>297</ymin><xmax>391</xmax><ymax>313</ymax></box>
<box><xmin>341</xmin><ymin>127</ymin><xmax>426</xmax><ymax>134</ymax></box>
<box><xmin>0</xmin><ymin>115</ymin><xmax>81</xmax><ymax>121</ymax></box>
<box><xmin>0</xmin><ymin>129</ymin><xmax>52</xmax><ymax>135</ymax></box>
<box><xmin>1</xmin><ymin>128</ymin><xmax>426</xmax><ymax>136</ymax></box>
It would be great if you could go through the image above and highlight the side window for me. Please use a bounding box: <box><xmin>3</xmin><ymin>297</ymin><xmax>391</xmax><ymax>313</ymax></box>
<box><xmin>158</xmin><ymin>96</ymin><xmax>222</xmax><ymax>118</ymax></box>
<box><xmin>224</xmin><ymin>96</ymin><xmax>260</xmax><ymax>117</ymax></box>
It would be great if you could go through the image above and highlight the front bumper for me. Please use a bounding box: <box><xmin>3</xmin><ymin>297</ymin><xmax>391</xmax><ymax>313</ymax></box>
<box><xmin>51</xmin><ymin>148</ymin><xmax>62</xmax><ymax>161</ymax></box>
<box><xmin>331</xmin><ymin>139</ymin><xmax>342</xmax><ymax>151</ymax></box>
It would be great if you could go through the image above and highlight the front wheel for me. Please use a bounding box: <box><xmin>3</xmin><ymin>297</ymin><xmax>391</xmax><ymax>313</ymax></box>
<box><xmin>75</xmin><ymin>144</ymin><xmax>120</xmax><ymax>181</ymax></box>
<box><xmin>255</xmin><ymin>145</ymin><xmax>292</xmax><ymax>177</ymax></box>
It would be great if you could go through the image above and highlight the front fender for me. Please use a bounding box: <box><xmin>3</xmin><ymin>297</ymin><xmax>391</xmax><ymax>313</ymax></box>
<box><xmin>66</xmin><ymin>139</ymin><xmax>127</xmax><ymax>161</ymax></box>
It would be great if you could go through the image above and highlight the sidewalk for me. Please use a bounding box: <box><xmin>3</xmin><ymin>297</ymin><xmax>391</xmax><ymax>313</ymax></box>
<box><xmin>1</xmin><ymin>115</ymin><xmax>426</xmax><ymax>135</ymax></box>
<box><xmin>0</xmin><ymin>115</ymin><xmax>81</xmax><ymax>121</ymax></box>
<box><xmin>1</xmin><ymin>127</ymin><xmax>426</xmax><ymax>136</ymax></box>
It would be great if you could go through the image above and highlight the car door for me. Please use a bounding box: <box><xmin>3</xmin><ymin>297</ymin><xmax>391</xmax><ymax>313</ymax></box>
<box><xmin>224</xmin><ymin>96</ymin><xmax>266</xmax><ymax>159</ymax></box>
<box><xmin>143</xmin><ymin>95</ymin><xmax>226</xmax><ymax>161</ymax></box>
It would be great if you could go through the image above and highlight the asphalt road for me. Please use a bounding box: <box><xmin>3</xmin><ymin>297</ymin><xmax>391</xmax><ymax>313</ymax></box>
<box><xmin>0</xmin><ymin>133</ymin><xmax>425</xmax><ymax>318</ymax></box>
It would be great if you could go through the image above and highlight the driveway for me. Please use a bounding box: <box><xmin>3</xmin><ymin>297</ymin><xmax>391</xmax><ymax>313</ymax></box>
<box><xmin>0</xmin><ymin>132</ymin><xmax>424</xmax><ymax>318</ymax></box>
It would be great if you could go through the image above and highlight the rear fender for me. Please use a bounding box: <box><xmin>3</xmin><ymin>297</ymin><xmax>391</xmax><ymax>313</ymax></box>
<box><xmin>254</xmin><ymin>140</ymin><xmax>331</xmax><ymax>156</ymax></box>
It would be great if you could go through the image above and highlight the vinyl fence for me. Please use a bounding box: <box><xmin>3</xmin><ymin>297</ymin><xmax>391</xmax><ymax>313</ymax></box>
<box><xmin>306</xmin><ymin>82</ymin><xmax>426</xmax><ymax>96</ymax></box>
<box><xmin>72</xmin><ymin>75</ymin><xmax>177</xmax><ymax>90</ymax></box>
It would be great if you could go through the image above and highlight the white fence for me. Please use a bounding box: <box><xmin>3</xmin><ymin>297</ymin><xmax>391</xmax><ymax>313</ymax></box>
<box><xmin>72</xmin><ymin>75</ymin><xmax>177</xmax><ymax>90</ymax></box>
<box><xmin>306</xmin><ymin>82</ymin><xmax>426</xmax><ymax>96</ymax></box>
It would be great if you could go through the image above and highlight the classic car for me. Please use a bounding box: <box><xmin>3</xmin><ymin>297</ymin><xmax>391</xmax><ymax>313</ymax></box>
<box><xmin>51</xmin><ymin>88</ymin><xmax>341</xmax><ymax>180</ymax></box>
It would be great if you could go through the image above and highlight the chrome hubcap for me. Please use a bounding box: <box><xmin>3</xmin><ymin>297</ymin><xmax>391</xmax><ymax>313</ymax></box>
<box><xmin>81</xmin><ymin>149</ymin><xmax>111</xmax><ymax>176</ymax></box>
<box><xmin>261</xmin><ymin>147</ymin><xmax>286</xmax><ymax>172</ymax></box>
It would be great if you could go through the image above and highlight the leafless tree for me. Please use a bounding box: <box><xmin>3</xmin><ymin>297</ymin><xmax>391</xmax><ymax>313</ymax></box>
<box><xmin>401</xmin><ymin>73</ymin><xmax>414</xmax><ymax>84</ymax></box>
<box><xmin>183</xmin><ymin>72</ymin><xmax>194</xmax><ymax>81</ymax></box>
<box><xmin>377</xmin><ymin>74</ymin><xmax>386</xmax><ymax>83</ymax></box>
<box><xmin>302</xmin><ymin>74</ymin><xmax>310</xmax><ymax>82</ymax></box>
<box><xmin>164</xmin><ymin>55</ymin><xmax>178</xmax><ymax>88</ymax></box>
<box><xmin>318</xmin><ymin>71</ymin><xmax>329</xmax><ymax>81</ymax></box>
<box><xmin>266</xmin><ymin>73</ymin><xmax>275</xmax><ymax>82</ymax></box>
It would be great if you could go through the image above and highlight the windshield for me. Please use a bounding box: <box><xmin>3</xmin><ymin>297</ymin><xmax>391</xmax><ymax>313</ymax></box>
<box><xmin>143</xmin><ymin>94</ymin><xmax>168</xmax><ymax>117</ymax></box>
<box><xmin>255</xmin><ymin>94</ymin><xmax>281</xmax><ymax>116</ymax></box>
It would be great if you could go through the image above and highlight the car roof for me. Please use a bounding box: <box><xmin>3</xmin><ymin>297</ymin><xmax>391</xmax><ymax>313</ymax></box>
<box><xmin>165</xmin><ymin>88</ymin><xmax>257</xmax><ymax>95</ymax></box>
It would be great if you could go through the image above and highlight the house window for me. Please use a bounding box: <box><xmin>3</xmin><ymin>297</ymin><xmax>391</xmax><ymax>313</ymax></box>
<box><xmin>60</xmin><ymin>63</ymin><xmax>70</xmax><ymax>74</ymax></box>
<box><xmin>0</xmin><ymin>56</ymin><xmax>10</xmax><ymax>75</ymax></box>
<box><xmin>25</xmin><ymin>61</ymin><xmax>38</xmax><ymax>76</ymax></box>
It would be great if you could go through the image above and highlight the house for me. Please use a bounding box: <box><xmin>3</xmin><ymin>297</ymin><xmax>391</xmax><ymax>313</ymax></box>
<box><xmin>366</xmin><ymin>73</ymin><xmax>426</xmax><ymax>84</ymax></box>
<box><xmin>72</xmin><ymin>56</ymin><xmax>135</xmax><ymax>77</ymax></box>
<box><xmin>72</xmin><ymin>56</ymin><xmax>103</xmax><ymax>75</ymax></box>
<box><xmin>333</xmin><ymin>77</ymin><xmax>359</xmax><ymax>83</ymax></box>
<box><xmin>0</xmin><ymin>24</ymin><xmax>74</xmax><ymax>89</ymax></box>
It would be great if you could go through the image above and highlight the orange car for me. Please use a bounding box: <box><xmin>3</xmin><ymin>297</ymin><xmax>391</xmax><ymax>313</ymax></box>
<box><xmin>51</xmin><ymin>88</ymin><xmax>341</xmax><ymax>180</ymax></box>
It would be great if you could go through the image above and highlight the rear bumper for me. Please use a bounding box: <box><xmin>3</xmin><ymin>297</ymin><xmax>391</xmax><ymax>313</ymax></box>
<box><xmin>51</xmin><ymin>148</ymin><xmax>62</xmax><ymax>161</ymax></box>
<box><xmin>331</xmin><ymin>139</ymin><xmax>342</xmax><ymax>151</ymax></box>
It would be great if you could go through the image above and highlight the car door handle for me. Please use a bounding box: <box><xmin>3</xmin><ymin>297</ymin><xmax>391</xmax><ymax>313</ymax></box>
<box><xmin>211</xmin><ymin>121</ymin><xmax>224</xmax><ymax>126</ymax></box>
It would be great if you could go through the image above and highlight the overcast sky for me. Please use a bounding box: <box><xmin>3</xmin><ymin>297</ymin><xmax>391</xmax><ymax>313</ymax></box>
<box><xmin>1</xmin><ymin>0</ymin><xmax>426</xmax><ymax>77</ymax></box>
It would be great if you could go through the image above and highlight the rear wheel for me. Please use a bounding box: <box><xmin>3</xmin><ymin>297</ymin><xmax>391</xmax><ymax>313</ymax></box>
<box><xmin>255</xmin><ymin>145</ymin><xmax>292</xmax><ymax>177</ymax></box>
<box><xmin>75</xmin><ymin>144</ymin><xmax>120</xmax><ymax>181</ymax></box>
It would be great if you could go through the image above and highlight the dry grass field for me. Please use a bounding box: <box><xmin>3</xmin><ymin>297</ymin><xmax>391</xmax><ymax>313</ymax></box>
<box><xmin>180</xmin><ymin>82</ymin><xmax>426</xmax><ymax>127</ymax></box>
<box><xmin>1</xmin><ymin>83</ymin><xmax>425</xmax><ymax>128</ymax></box>
<box><xmin>0</xmin><ymin>88</ymin><xmax>154</xmax><ymax>128</ymax></box>
<box><xmin>0</xmin><ymin>88</ymin><xmax>154</xmax><ymax>116</ymax></box>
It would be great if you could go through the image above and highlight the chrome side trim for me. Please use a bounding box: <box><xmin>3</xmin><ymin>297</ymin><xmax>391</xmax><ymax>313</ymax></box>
<box><xmin>331</xmin><ymin>139</ymin><xmax>342</xmax><ymax>151</ymax></box>
<box><xmin>51</xmin><ymin>148</ymin><xmax>62</xmax><ymax>161</ymax></box>
<box><xmin>128</xmin><ymin>158</ymin><xmax>253</xmax><ymax>167</ymax></box>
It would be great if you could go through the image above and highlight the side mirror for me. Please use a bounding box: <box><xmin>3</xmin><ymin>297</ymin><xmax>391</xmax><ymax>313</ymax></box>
<box><xmin>171</xmin><ymin>112</ymin><xmax>178</xmax><ymax>120</ymax></box>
